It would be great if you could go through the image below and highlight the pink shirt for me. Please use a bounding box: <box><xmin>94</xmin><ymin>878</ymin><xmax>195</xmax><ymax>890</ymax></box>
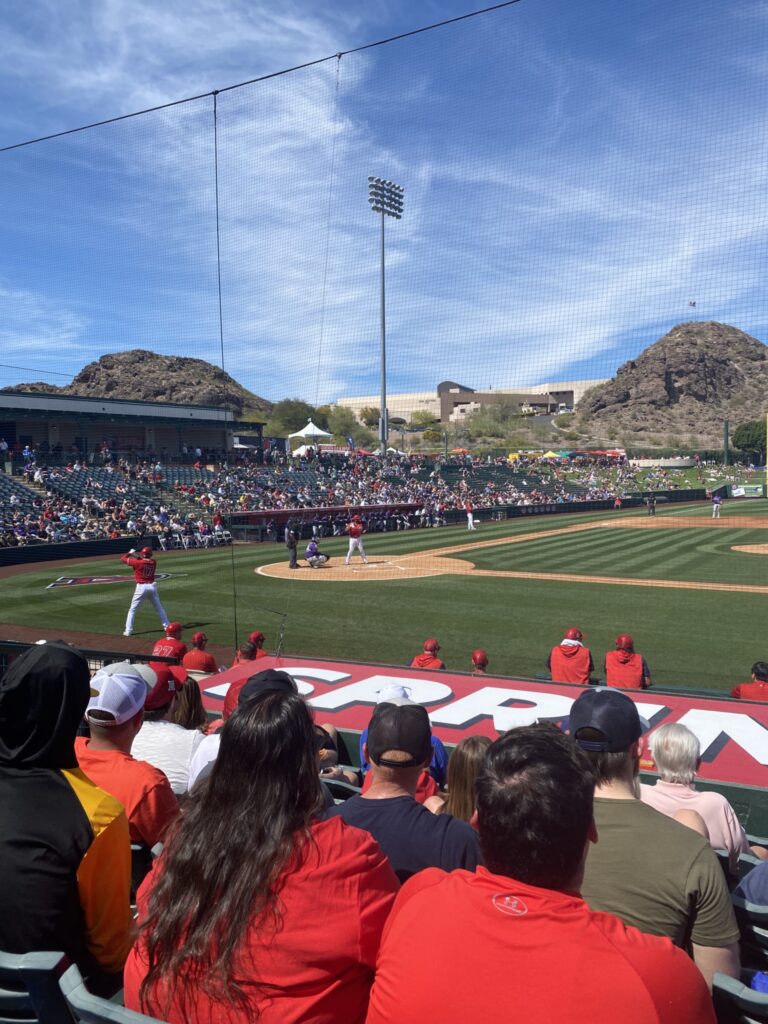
<box><xmin>640</xmin><ymin>780</ymin><xmax>749</xmax><ymax>872</ymax></box>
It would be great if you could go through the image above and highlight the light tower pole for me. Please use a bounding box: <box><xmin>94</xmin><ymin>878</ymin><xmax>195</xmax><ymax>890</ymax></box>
<box><xmin>368</xmin><ymin>176</ymin><xmax>404</xmax><ymax>456</ymax></box>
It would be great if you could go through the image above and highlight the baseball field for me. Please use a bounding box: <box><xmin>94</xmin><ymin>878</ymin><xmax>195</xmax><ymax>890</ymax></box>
<box><xmin>1</xmin><ymin>499</ymin><xmax>766</xmax><ymax>693</ymax></box>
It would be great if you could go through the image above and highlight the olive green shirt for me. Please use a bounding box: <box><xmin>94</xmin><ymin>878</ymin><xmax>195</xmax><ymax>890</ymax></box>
<box><xmin>581</xmin><ymin>797</ymin><xmax>739</xmax><ymax>949</ymax></box>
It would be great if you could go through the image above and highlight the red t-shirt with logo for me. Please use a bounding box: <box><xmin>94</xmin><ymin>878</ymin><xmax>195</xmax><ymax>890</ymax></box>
<box><xmin>365</xmin><ymin>867</ymin><xmax>714</xmax><ymax>1024</ymax></box>
<box><xmin>124</xmin><ymin>817</ymin><xmax>399</xmax><ymax>1024</ymax></box>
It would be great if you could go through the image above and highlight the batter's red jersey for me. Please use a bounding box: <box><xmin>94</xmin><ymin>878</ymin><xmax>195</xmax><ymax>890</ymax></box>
<box><xmin>121</xmin><ymin>554</ymin><xmax>157</xmax><ymax>584</ymax></box>
<box><xmin>347</xmin><ymin>522</ymin><xmax>364</xmax><ymax>538</ymax></box>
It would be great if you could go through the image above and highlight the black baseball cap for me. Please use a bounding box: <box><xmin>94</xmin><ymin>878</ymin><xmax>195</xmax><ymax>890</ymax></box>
<box><xmin>367</xmin><ymin>699</ymin><xmax>433</xmax><ymax>769</ymax></box>
<box><xmin>238</xmin><ymin>669</ymin><xmax>297</xmax><ymax>706</ymax></box>
<box><xmin>567</xmin><ymin>688</ymin><xmax>643</xmax><ymax>753</ymax></box>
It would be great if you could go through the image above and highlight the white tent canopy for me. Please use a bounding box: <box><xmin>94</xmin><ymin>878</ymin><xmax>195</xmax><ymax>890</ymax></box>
<box><xmin>288</xmin><ymin>419</ymin><xmax>332</xmax><ymax>440</ymax></box>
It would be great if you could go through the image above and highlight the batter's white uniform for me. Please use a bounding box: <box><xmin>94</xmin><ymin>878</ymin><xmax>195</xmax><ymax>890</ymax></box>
<box><xmin>121</xmin><ymin>552</ymin><xmax>169</xmax><ymax>635</ymax></box>
<box><xmin>345</xmin><ymin>521</ymin><xmax>368</xmax><ymax>565</ymax></box>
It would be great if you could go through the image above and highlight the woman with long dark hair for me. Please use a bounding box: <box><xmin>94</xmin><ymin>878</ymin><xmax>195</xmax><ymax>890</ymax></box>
<box><xmin>124</xmin><ymin>689</ymin><xmax>398</xmax><ymax>1023</ymax></box>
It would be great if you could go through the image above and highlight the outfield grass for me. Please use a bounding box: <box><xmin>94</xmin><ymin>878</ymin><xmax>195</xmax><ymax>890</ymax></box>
<box><xmin>1</xmin><ymin>503</ymin><xmax>765</xmax><ymax>694</ymax></box>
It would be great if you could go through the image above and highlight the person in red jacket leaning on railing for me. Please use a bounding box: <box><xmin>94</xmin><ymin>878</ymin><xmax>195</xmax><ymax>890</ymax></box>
<box><xmin>547</xmin><ymin>627</ymin><xmax>594</xmax><ymax>685</ymax></box>
<box><xmin>604</xmin><ymin>634</ymin><xmax>652</xmax><ymax>689</ymax></box>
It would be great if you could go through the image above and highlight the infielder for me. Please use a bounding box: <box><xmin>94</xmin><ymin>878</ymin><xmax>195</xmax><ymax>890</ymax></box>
<box><xmin>121</xmin><ymin>546</ymin><xmax>170</xmax><ymax>636</ymax></box>
<box><xmin>345</xmin><ymin>514</ymin><xmax>367</xmax><ymax>565</ymax></box>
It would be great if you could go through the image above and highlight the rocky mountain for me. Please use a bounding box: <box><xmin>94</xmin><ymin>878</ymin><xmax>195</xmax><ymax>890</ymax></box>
<box><xmin>577</xmin><ymin>322</ymin><xmax>768</xmax><ymax>447</ymax></box>
<box><xmin>1</xmin><ymin>350</ymin><xmax>272</xmax><ymax>418</ymax></box>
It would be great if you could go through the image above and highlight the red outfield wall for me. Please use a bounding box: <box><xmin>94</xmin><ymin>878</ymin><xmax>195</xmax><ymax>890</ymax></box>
<box><xmin>202</xmin><ymin>656</ymin><xmax>768</xmax><ymax>790</ymax></box>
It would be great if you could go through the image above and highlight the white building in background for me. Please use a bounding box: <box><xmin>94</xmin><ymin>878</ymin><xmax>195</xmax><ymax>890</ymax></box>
<box><xmin>335</xmin><ymin>379</ymin><xmax>606</xmax><ymax>426</ymax></box>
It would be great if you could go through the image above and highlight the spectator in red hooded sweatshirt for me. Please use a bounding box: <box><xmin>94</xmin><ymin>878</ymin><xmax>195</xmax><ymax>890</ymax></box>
<box><xmin>410</xmin><ymin>639</ymin><xmax>445</xmax><ymax>671</ymax></box>
<box><xmin>547</xmin><ymin>627</ymin><xmax>593</xmax><ymax>685</ymax></box>
<box><xmin>604</xmin><ymin>634</ymin><xmax>651</xmax><ymax>689</ymax></box>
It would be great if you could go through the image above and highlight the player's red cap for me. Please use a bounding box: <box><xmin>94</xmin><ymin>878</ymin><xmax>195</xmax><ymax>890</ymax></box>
<box><xmin>144</xmin><ymin>664</ymin><xmax>187</xmax><ymax>711</ymax></box>
<box><xmin>616</xmin><ymin>633</ymin><xmax>634</xmax><ymax>650</ymax></box>
<box><xmin>248</xmin><ymin>630</ymin><xmax>265</xmax><ymax>645</ymax></box>
<box><xmin>471</xmin><ymin>648</ymin><xmax>489</xmax><ymax>668</ymax></box>
<box><xmin>424</xmin><ymin>638</ymin><xmax>440</xmax><ymax>653</ymax></box>
<box><xmin>140</xmin><ymin>546</ymin><xmax>153</xmax><ymax>558</ymax></box>
<box><xmin>564</xmin><ymin>627</ymin><xmax>584</xmax><ymax>641</ymax></box>
<box><xmin>192</xmin><ymin>631</ymin><xmax>207</xmax><ymax>645</ymax></box>
<box><xmin>165</xmin><ymin>622</ymin><xmax>183</xmax><ymax>638</ymax></box>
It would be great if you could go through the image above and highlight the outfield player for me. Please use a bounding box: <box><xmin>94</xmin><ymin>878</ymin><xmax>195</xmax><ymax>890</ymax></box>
<box><xmin>121</xmin><ymin>546</ymin><xmax>170</xmax><ymax>637</ymax></box>
<box><xmin>345</xmin><ymin>514</ymin><xmax>368</xmax><ymax>565</ymax></box>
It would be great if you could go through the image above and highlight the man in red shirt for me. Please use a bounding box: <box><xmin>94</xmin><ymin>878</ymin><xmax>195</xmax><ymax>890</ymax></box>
<box><xmin>150</xmin><ymin>622</ymin><xmax>187</xmax><ymax>666</ymax></box>
<box><xmin>731</xmin><ymin>661</ymin><xmax>768</xmax><ymax>701</ymax></box>
<box><xmin>182</xmin><ymin>632</ymin><xmax>217</xmax><ymax>674</ymax></box>
<box><xmin>365</xmin><ymin>725</ymin><xmax>715</xmax><ymax>1024</ymax></box>
<box><xmin>604</xmin><ymin>634</ymin><xmax>652</xmax><ymax>689</ymax></box>
<box><xmin>121</xmin><ymin>546</ymin><xmax>170</xmax><ymax>637</ymax></box>
<box><xmin>547</xmin><ymin>626</ymin><xmax>594</xmax><ymax>684</ymax></box>
<box><xmin>76</xmin><ymin>662</ymin><xmax>178</xmax><ymax>848</ymax></box>
<box><xmin>410</xmin><ymin>638</ymin><xmax>445</xmax><ymax>670</ymax></box>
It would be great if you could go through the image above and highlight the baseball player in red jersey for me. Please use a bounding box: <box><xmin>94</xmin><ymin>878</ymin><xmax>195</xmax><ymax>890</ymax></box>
<box><xmin>248</xmin><ymin>630</ymin><xmax>269</xmax><ymax>658</ymax></box>
<box><xmin>121</xmin><ymin>546</ymin><xmax>170</xmax><ymax>636</ymax></box>
<box><xmin>182</xmin><ymin>632</ymin><xmax>218</xmax><ymax>674</ymax></box>
<box><xmin>345</xmin><ymin>514</ymin><xmax>368</xmax><ymax>565</ymax></box>
<box><xmin>150</xmin><ymin>622</ymin><xmax>187</xmax><ymax>665</ymax></box>
<box><xmin>411</xmin><ymin>638</ymin><xmax>446</xmax><ymax>670</ymax></box>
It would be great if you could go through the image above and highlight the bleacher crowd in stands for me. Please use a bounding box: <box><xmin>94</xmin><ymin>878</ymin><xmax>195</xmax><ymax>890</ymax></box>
<box><xmin>0</xmin><ymin>443</ymin><xmax>720</xmax><ymax>550</ymax></box>
<box><xmin>2</xmin><ymin>633</ymin><xmax>767</xmax><ymax>1022</ymax></box>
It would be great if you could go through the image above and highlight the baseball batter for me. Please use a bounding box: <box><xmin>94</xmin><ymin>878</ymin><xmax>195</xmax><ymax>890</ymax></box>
<box><xmin>121</xmin><ymin>546</ymin><xmax>170</xmax><ymax>636</ymax></box>
<box><xmin>345</xmin><ymin>515</ymin><xmax>368</xmax><ymax>565</ymax></box>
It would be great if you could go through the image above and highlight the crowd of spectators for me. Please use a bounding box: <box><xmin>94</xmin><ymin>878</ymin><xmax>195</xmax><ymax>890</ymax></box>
<box><xmin>1</xmin><ymin>445</ymin><xmax>727</xmax><ymax>550</ymax></box>
<box><xmin>1</xmin><ymin>639</ymin><xmax>766</xmax><ymax>1022</ymax></box>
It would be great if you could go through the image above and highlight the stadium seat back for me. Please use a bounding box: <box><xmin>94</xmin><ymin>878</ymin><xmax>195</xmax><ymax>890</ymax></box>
<box><xmin>0</xmin><ymin>950</ymin><xmax>72</xmax><ymax>1024</ymax></box>
<box><xmin>713</xmin><ymin>971</ymin><xmax>768</xmax><ymax>1023</ymax></box>
<box><xmin>58</xmin><ymin>966</ymin><xmax>165</xmax><ymax>1024</ymax></box>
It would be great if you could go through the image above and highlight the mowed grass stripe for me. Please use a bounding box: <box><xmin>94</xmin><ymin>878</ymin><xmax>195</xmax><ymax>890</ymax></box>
<box><xmin>464</xmin><ymin>525</ymin><xmax>768</xmax><ymax>585</ymax></box>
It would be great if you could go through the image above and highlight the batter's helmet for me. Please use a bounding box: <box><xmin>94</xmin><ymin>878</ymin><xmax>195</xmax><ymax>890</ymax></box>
<box><xmin>424</xmin><ymin>638</ymin><xmax>441</xmax><ymax>653</ymax></box>
<box><xmin>140</xmin><ymin>546</ymin><xmax>153</xmax><ymax>558</ymax></box>
<box><xmin>192</xmin><ymin>632</ymin><xmax>207</xmax><ymax>646</ymax></box>
<box><xmin>165</xmin><ymin>622</ymin><xmax>183</xmax><ymax>638</ymax></box>
<box><xmin>564</xmin><ymin>627</ymin><xmax>584</xmax><ymax>641</ymax></box>
<box><xmin>248</xmin><ymin>630</ymin><xmax>265</xmax><ymax>646</ymax></box>
<box><xmin>616</xmin><ymin>633</ymin><xmax>634</xmax><ymax>651</ymax></box>
<box><xmin>471</xmin><ymin>648</ymin><xmax>489</xmax><ymax>669</ymax></box>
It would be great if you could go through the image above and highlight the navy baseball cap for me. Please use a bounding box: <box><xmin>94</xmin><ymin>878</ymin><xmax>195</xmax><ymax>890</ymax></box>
<box><xmin>238</xmin><ymin>669</ymin><xmax>297</xmax><ymax>706</ymax></box>
<box><xmin>567</xmin><ymin>688</ymin><xmax>643</xmax><ymax>753</ymax></box>
<box><xmin>367</xmin><ymin>699</ymin><xmax>433</xmax><ymax>769</ymax></box>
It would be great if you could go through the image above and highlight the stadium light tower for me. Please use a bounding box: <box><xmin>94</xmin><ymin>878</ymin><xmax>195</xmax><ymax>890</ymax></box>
<box><xmin>368</xmin><ymin>176</ymin><xmax>405</xmax><ymax>456</ymax></box>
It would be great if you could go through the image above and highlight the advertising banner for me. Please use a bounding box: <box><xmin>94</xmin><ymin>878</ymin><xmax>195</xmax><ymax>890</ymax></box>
<box><xmin>202</xmin><ymin>656</ymin><xmax>768</xmax><ymax>789</ymax></box>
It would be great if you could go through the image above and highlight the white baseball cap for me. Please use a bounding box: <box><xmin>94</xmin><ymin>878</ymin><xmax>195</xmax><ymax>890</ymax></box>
<box><xmin>376</xmin><ymin>683</ymin><xmax>412</xmax><ymax>704</ymax></box>
<box><xmin>86</xmin><ymin>667</ymin><xmax>150</xmax><ymax>726</ymax></box>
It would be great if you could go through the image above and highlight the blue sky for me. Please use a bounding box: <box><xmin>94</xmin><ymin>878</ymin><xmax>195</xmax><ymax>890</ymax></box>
<box><xmin>0</xmin><ymin>0</ymin><xmax>767</xmax><ymax>404</ymax></box>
